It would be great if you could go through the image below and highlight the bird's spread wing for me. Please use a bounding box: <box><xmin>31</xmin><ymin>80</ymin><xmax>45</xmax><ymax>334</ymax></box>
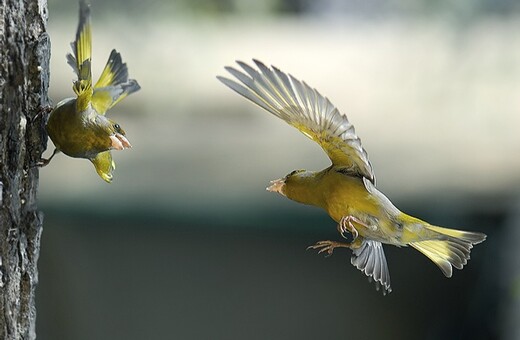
<box><xmin>218</xmin><ymin>59</ymin><xmax>375</xmax><ymax>183</ymax></box>
<box><xmin>351</xmin><ymin>239</ymin><xmax>392</xmax><ymax>294</ymax></box>
<box><xmin>92</xmin><ymin>49</ymin><xmax>141</xmax><ymax>115</ymax></box>
<box><xmin>67</xmin><ymin>0</ymin><xmax>93</xmax><ymax>113</ymax></box>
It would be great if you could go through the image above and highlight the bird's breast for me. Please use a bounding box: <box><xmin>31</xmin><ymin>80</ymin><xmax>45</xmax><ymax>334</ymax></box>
<box><xmin>46</xmin><ymin>99</ymin><xmax>111</xmax><ymax>158</ymax></box>
<box><xmin>320</xmin><ymin>171</ymin><xmax>381</xmax><ymax>223</ymax></box>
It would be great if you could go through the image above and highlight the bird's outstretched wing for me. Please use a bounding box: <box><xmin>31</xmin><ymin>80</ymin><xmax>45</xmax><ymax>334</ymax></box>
<box><xmin>351</xmin><ymin>239</ymin><xmax>392</xmax><ymax>294</ymax></box>
<box><xmin>92</xmin><ymin>49</ymin><xmax>141</xmax><ymax>115</ymax></box>
<box><xmin>66</xmin><ymin>0</ymin><xmax>93</xmax><ymax>113</ymax></box>
<box><xmin>218</xmin><ymin>59</ymin><xmax>375</xmax><ymax>183</ymax></box>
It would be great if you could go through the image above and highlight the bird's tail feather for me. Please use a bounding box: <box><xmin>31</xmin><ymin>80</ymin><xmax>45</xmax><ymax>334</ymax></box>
<box><xmin>410</xmin><ymin>226</ymin><xmax>486</xmax><ymax>277</ymax></box>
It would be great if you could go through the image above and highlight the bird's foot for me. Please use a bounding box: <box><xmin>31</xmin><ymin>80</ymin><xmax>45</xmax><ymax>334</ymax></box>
<box><xmin>337</xmin><ymin>215</ymin><xmax>367</xmax><ymax>241</ymax></box>
<box><xmin>34</xmin><ymin>148</ymin><xmax>59</xmax><ymax>167</ymax></box>
<box><xmin>32</xmin><ymin>105</ymin><xmax>53</xmax><ymax>123</ymax></box>
<box><xmin>35</xmin><ymin>158</ymin><xmax>51</xmax><ymax>167</ymax></box>
<box><xmin>307</xmin><ymin>240</ymin><xmax>352</xmax><ymax>257</ymax></box>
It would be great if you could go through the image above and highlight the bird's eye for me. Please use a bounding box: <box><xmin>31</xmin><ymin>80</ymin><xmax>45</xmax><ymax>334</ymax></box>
<box><xmin>114</xmin><ymin>123</ymin><xmax>120</xmax><ymax>130</ymax></box>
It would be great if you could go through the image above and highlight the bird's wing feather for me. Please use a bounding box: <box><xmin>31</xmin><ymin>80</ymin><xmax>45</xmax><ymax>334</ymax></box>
<box><xmin>92</xmin><ymin>80</ymin><xmax>140</xmax><ymax>115</ymax></box>
<box><xmin>351</xmin><ymin>239</ymin><xmax>392</xmax><ymax>294</ymax></box>
<box><xmin>95</xmin><ymin>49</ymin><xmax>129</xmax><ymax>89</ymax></box>
<box><xmin>218</xmin><ymin>59</ymin><xmax>375</xmax><ymax>183</ymax></box>
<box><xmin>90</xmin><ymin>150</ymin><xmax>115</xmax><ymax>183</ymax></box>
<box><xmin>67</xmin><ymin>0</ymin><xmax>93</xmax><ymax>113</ymax></box>
<box><xmin>92</xmin><ymin>49</ymin><xmax>140</xmax><ymax>114</ymax></box>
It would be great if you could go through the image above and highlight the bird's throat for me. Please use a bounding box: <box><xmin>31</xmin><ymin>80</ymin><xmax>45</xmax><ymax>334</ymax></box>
<box><xmin>284</xmin><ymin>172</ymin><xmax>323</xmax><ymax>207</ymax></box>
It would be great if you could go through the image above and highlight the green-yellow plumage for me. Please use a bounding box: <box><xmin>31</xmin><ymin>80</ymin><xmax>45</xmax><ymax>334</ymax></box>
<box><xmin>219</xmin><ymin>60</ymin><xmax>486</xmax><ymax>294</ymax></box>
<box><xmin>43</xmin><ymin>0</ymin><xmax>140</xmax><ymax>182</ymax></box>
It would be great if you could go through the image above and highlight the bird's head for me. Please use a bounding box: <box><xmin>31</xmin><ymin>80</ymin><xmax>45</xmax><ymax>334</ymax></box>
<box><xmin>106</xmin><ymin>119</ymin><xmax>131</xmax><ymax>151</ymax></box>
<box><xmin>266</xmin><ymin>169</ymin><xmax>312</xmax><ymax>197</ymax></box>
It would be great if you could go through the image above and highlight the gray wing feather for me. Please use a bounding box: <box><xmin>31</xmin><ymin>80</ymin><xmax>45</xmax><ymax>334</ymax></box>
<box><xmin>67</xmin><ymin>51</ymin><xmax>79</xmax><ymax>76</ymax></box>
<box><xmin>93</xmin><ymin>80</ymin><xmax>140</xmax><ymax>102</ymax></box>
<box><xmin>218</xmin><ymin>59</ymin><xmax>375</xmax><ymax>183</ymax></box>
<box><xmin>351</xmin><ymin>239</ymin><xmax>392</xmax><ymax>294</ymax></box>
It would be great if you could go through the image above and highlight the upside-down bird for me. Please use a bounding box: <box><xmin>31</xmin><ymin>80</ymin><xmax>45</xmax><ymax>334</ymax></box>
<box><xmin>218</xmin><ymin>60</ymin><xmax>486</xmax><ymax>294</ymax></box>
<box><xmin>43</xmin><ymin>0</ymin><xmax>140</xmax><ymax>182</ymax></box>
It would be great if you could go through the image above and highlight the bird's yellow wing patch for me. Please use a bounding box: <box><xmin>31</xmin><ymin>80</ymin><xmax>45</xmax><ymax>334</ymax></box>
<box><xmin>67</xmin><ymin>0</ymin><xmax>93</xmax><ymax>112</ymax></box>
<box><xmin>91</xmin><ymin>90</ymin><xmax>113</xmax><ymax>115</ymax></box>
<box><xmin>219</xmin><ymin>60</ymin><xmax>375</xmax><ymax>183</ymax></box>
<box><xmin>95</xmin><ymin>49</ymin><xmax>126</xmax><ymax>89</ymax></box>
<box><xmin>92</xmin><ymin>50</ymin><xmax>141</xmax><ymax>115</ymax></box>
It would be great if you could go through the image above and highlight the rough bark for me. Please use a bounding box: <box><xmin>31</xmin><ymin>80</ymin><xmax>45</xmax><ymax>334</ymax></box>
<box><xmin>0</xmin><ymin>0</ymin><xmax>50</xmax><ymax>339</ymax></box>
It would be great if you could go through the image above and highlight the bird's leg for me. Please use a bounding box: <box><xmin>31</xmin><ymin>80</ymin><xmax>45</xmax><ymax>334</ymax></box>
<box><xmin>337</xmin><ymin>215</ymin><xmax>369</xmax><ymax>242</ymax></box>
<box><xmin>36</xmin><ymin>148</ymin><xmax>59</xmax><ymax>167</ymax></box>
<box><xmin>32</xmin><ymin>105</ymin><xmax>53</xmax><ymax>123</ymax></box>
<box><xmin>308</xmin><ymin>237</ymin><xmax>364</xmax><ymax>256</ymax></box>
<box><xmin>307</xmin><ymin>240</ymin><xmax>352</xmax><ymax>257</ymax></box>
<box><xmin>309</xmin><ymin>216</ymin><xmax>368</xmax><ymax>256</ymax></box>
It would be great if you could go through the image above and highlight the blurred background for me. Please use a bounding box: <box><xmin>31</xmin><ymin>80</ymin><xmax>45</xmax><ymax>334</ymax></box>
<box><xmin>38</xmin><ymin>0</ymin><xmax>519</xmax><ymax>339</ymax></box>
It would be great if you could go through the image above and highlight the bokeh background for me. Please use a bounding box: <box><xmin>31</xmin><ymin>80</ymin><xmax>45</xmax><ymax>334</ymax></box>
<box><xmin>38</xmin><ymin>0</ymin><xmax>519</xmax><ymax>339</ymax></box>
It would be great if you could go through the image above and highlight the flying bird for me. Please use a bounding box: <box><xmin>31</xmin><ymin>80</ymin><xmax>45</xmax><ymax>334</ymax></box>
<box><xmin>42</xmin><ymin>0</ymin><xmax>140</xmax><ymax>182</ymax></box>
<box><xmin>218</xmin><ymin>60</ymin><xmax>486</xmax><ymax>294</ymax></box>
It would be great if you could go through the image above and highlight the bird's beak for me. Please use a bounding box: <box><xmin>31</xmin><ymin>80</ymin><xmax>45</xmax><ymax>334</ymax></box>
<box><xmin>266</xmin><ymin>178</ymin><xmax>286</xmax><ymax>196</ymax></box>
<box><xmin>110</xmin><ymin>133</ymin><xmax>132</xmax><ymax>150</ymax></box>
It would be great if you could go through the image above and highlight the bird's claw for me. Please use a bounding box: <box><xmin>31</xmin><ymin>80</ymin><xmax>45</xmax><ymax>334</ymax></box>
<box><xmin>34</xmin><ymin>159</ymin><xmax>50</xmax><ymax>167</ymax></box>
<box><xmin>34</xmin><ymin>148</ymin><xmax>59</xmax><ymax>168</ymax></box>
<box><xmin>32</xmin><ymin>105</ymin><xmax>53</xmax><ymax>123</ymax></box>
<box><xmin>307</xmin><ymin>240</ymin><xmax>351</xmax><ymax>257</ymax></box>
<box><xmin>338</xmin><ymin>215</ymin><xmax>366</xmax><ymax>241</ymax></box>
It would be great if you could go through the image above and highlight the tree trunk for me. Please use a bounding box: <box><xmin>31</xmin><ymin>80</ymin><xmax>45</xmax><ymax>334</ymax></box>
<box><xmin>0</xmin><ymin>0</ymin><xmax>49</xmax><ymax>339</ymax></box>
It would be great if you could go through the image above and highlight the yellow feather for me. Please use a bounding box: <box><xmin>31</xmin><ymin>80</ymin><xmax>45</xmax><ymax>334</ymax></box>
<box><xmin>91</xmin><ymin>91</ymin><xmax>113</xmax><ymax>115</ymax></box>
<box><xmin>410</xmin><ymin>241</ymin><xmax>454</xmax><ymax>277</ymax></box>
<box><xmin>75</xmin><ymin>1</ymin><xmax>91</xmax><ymax>78</ymax></box>
<box><xmin>95</xmin><ymin>62</ymin><xmax>116</xmax><ymax>89</ymax></box>
<box><xmin>72</xmin><ymin>1</ymin><xmax>93</xmax><ymax>112</ymax></box>
<box><xmin>90</xmin><ymin>151</ymin><xmax>115</xmax><ymax>183</ymax></box>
